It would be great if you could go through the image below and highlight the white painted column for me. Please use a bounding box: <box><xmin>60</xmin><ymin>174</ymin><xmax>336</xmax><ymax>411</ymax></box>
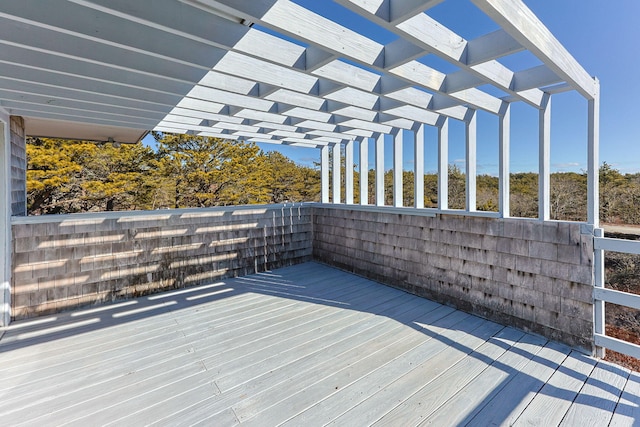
<box><xmin>499</xmin><ymin>104</ymin><xmax>511</xmax><ymax>217</ymax></box>
<box><xmin>437</xmin><ymin>117</ymin><xmax>449</xmax><ymax>210</ymax></box>
<box><xmin>588</xmin><ymin>80</ymin><xmax>602</xmax><ymax>357</ymax></box>
<box><xmin>359</xmin><ymin>138</ymin><xmax>369</xmax><ymax>205</ymax></box>
<box><xmin>0</xmin><ymin>114</ymin><xmax>10</xmax><ymax>326</ymax></box>
<box><xmin>344</xmin><ymin>139</ymin><xmax>354</xmax><ymax>204</ymax></box>
<box><xmin>414</xmin><ymin>124</ymin><xmax>425</xmax><ymax>209</ymax></box>
<box><xmin>466</xmin><ymin>110</ymin><xmax>477</xmax><ymax>212</ymax></box>
<box><xmin>588</xmin><ymin>79</ymin><xmax>600</xmax><ymax>226</ymax></box>
<box><xmin>320</xmin><ymin>145</ymin><xmax>329</xmax><ymax>203</ymax></box>
<box><xmin>375</xmin><ymin>133</ymin><xmax>385</xmax><ymax>206</ymax></box>
<box><xmin>393</xmin><ymin>130</ymin><xmax>403</xmax><ymax>207</ymax></box>
<box><xmin>539</xmin><ymin>94</ymin><xmax>551</xmax><ymax>221</ymax></box>
<box><xmin>332</xmin><ymin>143</ymin><xmax>341</xmax><ymax>204</ymax></box>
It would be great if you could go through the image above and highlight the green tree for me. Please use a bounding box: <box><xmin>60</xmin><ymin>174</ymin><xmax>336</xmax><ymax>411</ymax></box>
<box><xmin>510</xmin><ymin>172</ymin><xmax>538</xmax><ymax>218</ymax></box>
<box><xmin>448</xmin><ymin>164</ymin><xmax>466</xmax><ymax>209</ymax></box>
<box><xmin>477</xmin><ymin>175</ymin><xmax>499</xmax><ymax>212</ymax></box>
<box><xmin>600</xmin><ymin>162</ymin><xmax>626</xmax><ymax>223</ymax></box>
<box><xmin>263</xmin><ymin>151</ymin><xmax>320</xmax><ymax>203</ymax></box>
<box><xmin>27</xmin><ymin>138</ymin><xmax>158</xmax><ymax>214</ymax></box>
<box><xmin>550</xmin><ymin>172</ymin><xmax>587</xmax><ymax>221</ymax></box>
<box><xmin>154</xmin><ymin>132</ymin><xmax>264</xmax><ymax>207</ymax></box>
<box><xmin>424</xmin><ymin>173</ymin><xmax>438</xmax><ymax>208</ymax></box>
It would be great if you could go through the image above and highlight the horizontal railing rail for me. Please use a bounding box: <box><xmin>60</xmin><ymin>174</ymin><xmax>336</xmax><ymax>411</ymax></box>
<box><xmin>593</xmin><ymin>229</ymin><xmax>640</xmax><ymax>359</ymax></box>
<box><xmin>11</xmin><ymin>203</ymin><xmax>309</xmax><ymax>224</ymax></box>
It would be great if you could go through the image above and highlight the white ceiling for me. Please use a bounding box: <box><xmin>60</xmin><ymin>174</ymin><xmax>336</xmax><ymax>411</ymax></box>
<box><xmin>0</xmin><ymin>0</ymin><xmax>595</xmax><ymax>145</ymax></box>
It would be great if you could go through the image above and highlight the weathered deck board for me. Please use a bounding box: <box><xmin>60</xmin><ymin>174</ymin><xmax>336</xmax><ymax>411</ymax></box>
<box><xmin>464</xmin><ymin>340</ymin><xmax>572</xmax><ymax>426</ymax></box>
<box><xmin>560</xmin><ymin>361</ymin><xmax>630</xmax><ymax>426</ymax></box>
<box><xmin>357</xmin><ymin>327</ymin><xmax>525</xmax><ymax>426</ymax></box>
<box><xmin>0</xmin><ymin>261</ymin><xmax>638</xmax><ymax>426</ymax></box>
<box><xmin>610</xmin><ymin>371</ymin><xmax>640</xmax><ymax>426</ymax></box>
<box><xmin>418</xmin><ymin>332</ymin><xmax>549</xmax><ymax>426</ymax></box>
<box><xmin>513</xmin><ymin>350</ymin><xmax>598</xmax><ymax>426</ymax></box>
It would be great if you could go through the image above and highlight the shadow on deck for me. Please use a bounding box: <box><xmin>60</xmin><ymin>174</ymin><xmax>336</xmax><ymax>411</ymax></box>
<box><xmin>0</xmin><ymin>262</ymin><xmax>638</xmax><ymax>425</ymax></box>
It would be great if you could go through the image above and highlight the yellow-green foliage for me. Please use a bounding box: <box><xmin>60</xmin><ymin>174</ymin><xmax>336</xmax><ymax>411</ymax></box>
<box><xmin>26</xmin><ymin>136</ymin><xmax>640</xmax><ymax>225</ymax></box>
<box><xmin>27</xmin><ymin>134</ymin><xmax>321</xmax><ymax>215</ymax></box>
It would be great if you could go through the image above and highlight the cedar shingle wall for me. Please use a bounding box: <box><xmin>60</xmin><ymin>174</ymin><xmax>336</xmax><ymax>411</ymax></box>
<box><xmin>9</xmin><ymin>116</ymin><xmax>26</xmax><ymax>217</ymax></box>
<box><xmin>11</xmin><ymin>205</ymin><xmax>312</xmax><ymax>319</ymax></box>
<box><xmin>313</xmin><ymin>208</ymin><xmax>594</xmax><ymax>352</ymax></box>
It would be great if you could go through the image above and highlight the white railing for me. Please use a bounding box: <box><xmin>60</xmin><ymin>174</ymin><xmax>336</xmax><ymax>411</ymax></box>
<box><xmin>593</xmin><ymin>228</ymin><xmax>640</xmax><ymax>358</ymax></box>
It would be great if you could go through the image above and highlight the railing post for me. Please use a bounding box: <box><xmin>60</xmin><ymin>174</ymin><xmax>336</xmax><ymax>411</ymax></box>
<box><xmin>437</xmin><ymin>117</ymin><xmax>449</xmax><ymax>210</ymax></box>
<box><xmin>414</xmin><ymin>124</ymin><xmax>425</xmax><ymax>209</ymax></box>
<box><xmin>359</xmin><ymin>137</ymin><xmax>369</xmax><ymax>205</ymax></box>
<box><xmin>0</xmin><ymin>116</ymin><xmax>10</xmax><ymax>326</ymax></box>
<box><xmin>499</xmin><ymin>103</ymin><xmax>510</xmax><ymax>218</ymax></box>
<box><xmin>345</xmin><ymin>139</ymin><xmax>354</xmax><ymax>204</ymax></box>
<box><xmin>332</xmin><ymin>143</ymin><xmax>341</xmax><ymax>204</ymax></box>
<box><xmin>320</xmin><ymin>145</ymin><xmax>329</xmax><ymax>203</ymax></box>
<box><xmin>393</xmin><ymin>129</ymin><xmax>403</xmax><ymax>207</ymax></box>
<box><xmin>375</xmin><ymin>133</ymin><xmax>385</xmax><ymax>206</ymax></box>
<box><xmin>465</xmin><ymin>109</ymin><xmax>477</xmax><ymax>212</ymax></box>
<box><xmin>588</xmin><ymin>79</ymin><xmax>600</xmax><ymax>226</ymax></box>
<box><xmin>594</xmin><ymin>227</ymin><xmax>605</xmax><ymax>358</ymax></box>
<box><xmin>539</xmin><ymin>94</ymin><xmax>551</xmax><ymax>221</ymax></box>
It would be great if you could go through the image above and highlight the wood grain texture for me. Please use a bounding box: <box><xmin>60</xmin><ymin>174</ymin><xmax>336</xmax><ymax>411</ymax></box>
<box><xmin>0</xmin><ymin>262</ymin><xmax>635</xmax><ymax>425</ymax></box>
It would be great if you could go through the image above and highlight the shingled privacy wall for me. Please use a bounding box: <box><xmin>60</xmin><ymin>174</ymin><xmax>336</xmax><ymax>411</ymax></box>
<box><xmin>9</xmin><ymin>116</ymin><xmax>26</xmax><ymax>217</ymax></box>
<box><xmin>313</xmin><ymin>208</ymin><xmax>594</xmax><ymax>352</ymax></box>
<box><xmin>11</xmin><ymin>204</ymin><xmax>312</xmax><ymax>319</ymax></box>
<box><xmin>11</xmin><ymin>204</ymin><xmax>595</xmax><ymax>351</ymax></box>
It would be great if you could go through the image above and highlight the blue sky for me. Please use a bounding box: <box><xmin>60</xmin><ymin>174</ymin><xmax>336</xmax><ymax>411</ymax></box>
<box><xmin>146</xmin><ymin>0</ymin><xmax>640</xmax><ymax>175</ymax></box>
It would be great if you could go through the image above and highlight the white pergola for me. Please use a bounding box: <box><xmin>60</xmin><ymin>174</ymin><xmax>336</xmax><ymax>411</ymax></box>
<box><xmin>0</xmin><ymin>0</ymin><xmax>599</xmax><ymax>327</ymax></box>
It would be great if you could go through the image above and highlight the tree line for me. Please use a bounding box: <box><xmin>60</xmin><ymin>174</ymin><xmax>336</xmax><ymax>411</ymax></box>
<box><xmin>27</xmin><ymin>134</ymin><xmax>640</xmax><ymax>225</ymax></box>
<box><xmin>26</xmin><ymin>133</ymin><xmax>320</xmax><ymax>214</ymax></box>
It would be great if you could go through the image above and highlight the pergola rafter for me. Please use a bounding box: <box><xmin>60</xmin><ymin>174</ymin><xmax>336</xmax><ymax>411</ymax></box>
<box><xmin>0</xmin><ymin>0</ymin><xmax>598</xmax><ymax>202</ymax></box>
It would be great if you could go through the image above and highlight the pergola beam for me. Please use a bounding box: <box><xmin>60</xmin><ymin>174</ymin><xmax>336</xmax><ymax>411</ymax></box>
<box><xmin>471</xmin><ymin>0</ymin><xmax>597</xmax><ymax>100</ymax></box>
<box><xmin>0</xmin><ymin>0</ymin><xmax>471</xmax><ymax>140</ymax></box>
<box><xmin>340</xmin><ymin>0</ymin><xmax>545</xmax><ymax>108</ymax></box>
<box><xmin>213</xmin><ymin>0</ymin><xmax>501</xmax><ymax>114</ymax></box>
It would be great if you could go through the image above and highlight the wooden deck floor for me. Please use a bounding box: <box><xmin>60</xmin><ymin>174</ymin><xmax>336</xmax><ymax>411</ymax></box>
<box><xmin>1</xmin><ymin>262</ymin><xmax>638</xmax><ymax>426</ymax></box>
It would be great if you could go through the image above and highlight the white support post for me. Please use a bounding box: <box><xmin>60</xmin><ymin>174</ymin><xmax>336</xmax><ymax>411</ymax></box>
<box><xmin>320</xmin><ymin>144</ymin><xmax>330</xmax><ymax>203</ymax></box>
<box><xmin>375</xmin><ymin>133</ymin><xmax>385</xmax><ymax>206</ymax></box>
<box><xmin>466</xmin><ymin>110</ymin><xmax>477</xmax><ymax>212</ymax></box>
<box><xmin>438</xmin><ymin>117</ymin><xmax>449</xmax><ymax>210</ymax></box>
<box><xmin>414</xmin><ymin>124</ymin><xmax>425</xmax><ymax>208</ymax></box>
<box><xmin>393</xmin><ymin>129</ymin><xmax>403</xmax><ymax>207</ymax></box>
<box><xmin>332</xmin><ymin>143</ymin><xmax>341</xmax><ymax>204</ymax></box>
<box><xmin>345</xmin><ymin>139</ymin><xmax>354</xmax><ymax>204</ymax></box>
<box><xmin>588</xmin><ymin>79</ymin><xmax>600</xmax><ymax>226</ymax></box>
<box><xmin>499</xmin><ymin>103</ymin><xmax>511</xmax><ymax>217</ymax></box>
<box><xmin>539</xmin><ymin>94</ymin><xmax>551</xmax><ymax>221</ymax></box>
<box><xmin>0</xmin><ymin>115</ymin><xmax>10</xmax><ymax>326</ymax></box>
<box><xmin>359</xmin><ymin>137</ymin><xmax>369</xmax><ymax>205</ymax></box>
<box><xmin>594</xmin><ymin>227</ymin><xmax>605</xmax><ymax>358</ymax></box>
